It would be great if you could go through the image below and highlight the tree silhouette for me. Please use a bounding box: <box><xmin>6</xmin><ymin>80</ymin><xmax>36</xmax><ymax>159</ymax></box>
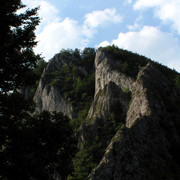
<box><xmin>0</xmin><ymin>1</ymin><xmax>76</xmax><ymax>179</ymax></box>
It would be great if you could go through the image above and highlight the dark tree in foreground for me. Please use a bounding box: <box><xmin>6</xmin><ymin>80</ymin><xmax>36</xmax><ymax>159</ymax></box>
<box><xmin>0</xmin><ymin>1</ymin><xmax>76</xmax><ymax>179</ymax></box>
<box><xmin>0</xmin><ymin>110</ymin><xmax>76</xmax><ymax>179</ymax></box>
<box><xmin>0</xmin><ymin>0</ymin><xmax>40</xmax><ymax>92</ymax></box>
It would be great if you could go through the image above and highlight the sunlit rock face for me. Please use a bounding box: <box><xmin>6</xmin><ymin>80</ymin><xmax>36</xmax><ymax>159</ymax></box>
<box><xmin>95</xmin><ymin>49</ymin><xmax>135</xmax><ymax>96</ymax></box>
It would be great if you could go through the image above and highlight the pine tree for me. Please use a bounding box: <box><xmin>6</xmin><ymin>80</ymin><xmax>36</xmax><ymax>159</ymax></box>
<box><xmin>0</xmin><ymin>0</ymin><xmax>40</xmax><ymax>92</ymax></box>
<box><xmin>0</xmin><ymin>1</ymin><xmax>76</xmax><ymax>179</ymax></box>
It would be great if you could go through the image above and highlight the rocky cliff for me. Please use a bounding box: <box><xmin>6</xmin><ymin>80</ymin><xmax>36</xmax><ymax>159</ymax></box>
<box><xmin>89</xmin><ymin>62</ymin><xmax>180</xmax><ymax>180</ymax></box>
<box><xmin>33</xmin><ymin>48</ymin><xmax>95</xmax><ymax>122</ymax></box>
<box><xmin>78</xmin><ymin>47</ymin><xmax>180</xmax><ymax>180</ymax></box>
<box><xmin>33</xmin><ymin>53</ymin><xmax>74</xmax><ymax>118</ymax></box>
<box><xmin>29</xmin><ymin>46</ymin><xmax>180</xmax><ymax>180</ymax></box>
<box><xmin>95</xmin><ymin>49</ymin><xmax>135</xmax><ymax>95</ymax></box>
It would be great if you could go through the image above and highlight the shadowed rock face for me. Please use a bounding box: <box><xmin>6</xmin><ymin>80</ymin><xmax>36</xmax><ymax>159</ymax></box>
<box><xmin>33</xmin><ymin>53</ymin><xmax>73</xmax><ymax>119</ymax></box>
<box><xmin>77</xmin><ymin>49</ymin><xmax>136</xmax><ymax>148</ymax></box>
<box><xmin>89</xmin><ymin>63</ymin><xmax>180</xmax><ymax>180</ymax></box>
<box><xmin>78</xmin><ymin>81</ymin><xmax>130</xmax><ymax>149</ymax></box>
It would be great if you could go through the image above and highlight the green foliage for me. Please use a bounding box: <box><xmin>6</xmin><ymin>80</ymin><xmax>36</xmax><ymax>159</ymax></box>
<box><xmin>122</xmin><ymin>87</ymin><xmax>130</xmax><ymax>93</ymax></box>
<box><xmin>0</xmin><ymin>2</ymin><xmax>76</xmax><ymax>180</ymax></box>
<box><xmin>100</xmin><ymin>45</ymin><xmax>149</xmax><ymax>78</ymax></box>
<box><xmin>47</xmin><ymin>48</ymin><xmax>95</xmax><ymax>128</ymax></box>
<box><xmin>69</xmin><ymin>98</ymin><xmax>127</xmax><ymax>180</ymax></box>
<box><xmin>58</xmin><ymin>48</ymin><xmax>95</xmax><ymax>73</ymax></box>
<box><xmin>33</xmin><ymin>59</ymin><xmax>48</xmax><ymax>79</ymax></box>
<box><xmin>101</xmin><ymin>45</ymin><xmax>180</xmax><ymax>86</ymax></box>
<box><xmin>0</xmin><ymin>110</ymin><xmax>76</xmax><ymax>180</ymax></box>
<box><xmin>97</xmin><ymin>98</ymin><xmax>127</xmax><ymax>144</ymax></box>
<box><xmin>109</xmin><ymin>98</ymin><xmax>126</xmax><ymax>131</ymax></box>
<box><xmin>48</xmin><ymin>65</ymin><xmax>94</xmax><ymax>106</ymax></box>
<box><xmin>175</xmin><ymin>75</ymin><xmax>180</xmax><ymax>89</ymax></box>
<box><xmin>71</xmin><ymin>106</ymin><xmax>90</xmax><ymax>130</ymax></box>
<box><xmin>49</xmin><ymin>79</ymin><xmax>60</xmax><ymax>87</ymax></box>
<box><xmin>69</xmin><ymin>137</ymin><xmax>104</xmax><ymax>180</ymax></box>
<box><xmin>24</xmin><ymin>59</ymin><xmax>48</xmax><ymax>98</ymax></box>
<box><xmin>80</xmin><ymin>48</ymin><xmax>96</xmax><ymax>72</ymax></box>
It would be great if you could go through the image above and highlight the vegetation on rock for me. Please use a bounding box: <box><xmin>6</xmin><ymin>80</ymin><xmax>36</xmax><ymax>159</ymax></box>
<box><xmin>101</xmin><ymin>45</ymin><xmax>179</xmax><ymax>88</ymax></box>
<box><xmin>1</xmin><ymin>1</ymin><xmax>180</xmax><ymax>179</ymax></box>
<box><xmin>45</xmin><ymin>48</ymin><xmax>96</xmax><ymax>129</ymax></box>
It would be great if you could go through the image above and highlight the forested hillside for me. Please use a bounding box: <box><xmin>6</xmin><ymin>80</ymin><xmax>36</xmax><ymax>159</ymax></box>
<box><xmin>29</xmin><ymin>46</ymin><xmax>180</xmax><ymax>180</ymax></box>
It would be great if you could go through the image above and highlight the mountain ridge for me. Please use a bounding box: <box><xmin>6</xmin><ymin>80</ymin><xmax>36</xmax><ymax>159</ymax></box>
<box><xmin>23</xmin><ymin>46</ymin><xmax>180</xmax><ymax>179</ymax></box>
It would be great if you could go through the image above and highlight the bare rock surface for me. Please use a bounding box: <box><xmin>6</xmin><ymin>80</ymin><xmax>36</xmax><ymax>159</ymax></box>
<box><xmin>95</xmin><ymin>49</ymin><xmax>135</xmax><ymax>95</ymax></box>
<box><xmin>33</xmin><ymin>53</ymin><xmax>73</xmax><ymax>118</ymax></box>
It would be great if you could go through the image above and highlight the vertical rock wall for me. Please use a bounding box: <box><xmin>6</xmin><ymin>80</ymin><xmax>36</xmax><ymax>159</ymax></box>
<box><xmin>33</xmin><ymin>54</ymin><xmax>73</xmax><ymax>119</ymax></box>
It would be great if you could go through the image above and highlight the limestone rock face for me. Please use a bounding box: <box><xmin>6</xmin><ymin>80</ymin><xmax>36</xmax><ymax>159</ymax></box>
<box><xmin>78</xmin><ymin>49</ymin><xmax>137</xmax><ymax>146</ymax></box>
<box><xmin>33</xmin><ymin>53</ymin><xmax>73</xmax><ymax>118</ymax></box>
<box><xmin>89</xmin><ymin>63</ymin><xmax>180</xmax><ymax>180</ymax></box>
<box><xmin>27</xmin><ymin>47</ymin><xmax>180</xmax><ymax>179</ymax></box>
<box><xmin>78</xmin><ymin>81</ymin><xmax>130</xmax><ymax>147</ymax></box>
<box><xmin>87</xmin><ymin>81</ymin><xmax>129</xmax><ymax>124</ymax></box>
<box><xmin>41</xmin><ymin>85</ymin><xmax>72</xmax><ymax>117</ymax></box>
<box><xmin>95</xmin><ymin>49</ymin><xmax>135</xmax><ymax>95</ymax></box>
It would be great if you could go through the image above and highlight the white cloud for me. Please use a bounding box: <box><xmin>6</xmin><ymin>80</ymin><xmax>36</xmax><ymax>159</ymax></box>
<box><xmin>97</xmin><ymin>41</ymin><xmax>110</xmax><ymax>48</ymax></box>
<box><xmin>98</xmin><ymin>26</ymin><xmax>180</xmax><ymax>72</ymax></box>
<box><xmin>35</xmin><ymin>7</ymin><xmax>123</xmax><ymax>60</ymax></box>
<box><xmin>133</xmin><ymin>0</ymin><xmax>164</xmax><ymax>9</ymax></box>
<box><xmin>35</xmin><ymin>18</ymin><xmax>86</xmax><ymax>60</ymax></box>
<box><xmin>83</xmin><ymin>8</ymin><xmax>122</xmax><ymax>38</ymax></box>
<box><xmin>37</xmin><ymin>1</ymin><xmax>60</xmax><ymax>24</ymax></box>
<box><xmin>22</xmin><ymin>0</ymin><xmax>86</xmax><ymax>60</ymax></box>
<box><xmin>84</xmin><ymin>8</ymin><xmax>122</xmax><ymax>28</ymax></box>
<box><xmin>22</xmin><ymin>0</ymin><xmax>60</xmax><ymax>32</ymax></box>
<box><xmin>22</xmin><ymin>1</ymin><xmax>124</xmax><ymax>60</ymax></box>
<box><xmin>127</xmin><ymin>23</ymin><xmax>140</xmax><ymax>31</ymax></box>
<box><xmin>133</xmin><ymin>0</ymin><xmax>180</xmax><ymax>34</ymax></box>
<box><xmin>127</xmin><ymin>15</ymin><xmax>143</xmax><ymax>31</ymax></box>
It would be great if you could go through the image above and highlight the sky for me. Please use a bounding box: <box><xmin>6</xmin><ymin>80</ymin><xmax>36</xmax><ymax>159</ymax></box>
<box><xmin>22</xmin><ymin>0</ymin><xmax>180</xmax><ymax>72</ymax></box>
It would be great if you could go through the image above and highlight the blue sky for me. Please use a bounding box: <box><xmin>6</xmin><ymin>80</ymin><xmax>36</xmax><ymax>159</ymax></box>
<box><xmin>22</xmin><ymin>0</ymin><xmax>180</xmax><ymax>72</ymax></box>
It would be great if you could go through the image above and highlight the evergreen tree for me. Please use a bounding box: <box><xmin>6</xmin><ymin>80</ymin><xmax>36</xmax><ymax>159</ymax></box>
<box><xmin>69</xmin><ymin>137</ymin><xmax>104</xmax><ymax>180</ymax></box>
<box><xmin>0</xmin><ymin>0</ymin><xmax>40</xmax><ymax>92</ymax></box>
<box><xmin>0</xmin><ymin>1</ymin><xmax>76</xmax><ymax>179</ymax></box>
<box><xmin>0</xmin><ymin>110</ymin><xmax>76</xmax><ymax>180</ymax></box>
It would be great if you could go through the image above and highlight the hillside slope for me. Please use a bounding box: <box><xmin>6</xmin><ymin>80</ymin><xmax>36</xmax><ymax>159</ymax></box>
<box><xmin>29</xmin><ymin>46</ymin><xmax>180</xmax><ymax>180</ymax></box>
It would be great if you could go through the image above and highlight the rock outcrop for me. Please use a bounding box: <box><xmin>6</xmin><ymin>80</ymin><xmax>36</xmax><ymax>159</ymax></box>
<box><xmin>78</xmin><ymin>49</ymin><xmax>135</xmax><ymax>148</ymax></box>
<box><xmin>89</xmin><ymin>63</ymin><xmax>180</xmax><ymax>180</ymax></box>
<box><xmin>95</xmin><ymin>49</ymin><xmax>135</xmax><ymax>95</ymax></box>
<box><xmin>78</xmin><ymin>81</ymin><xmax>130</xmax><ymax>148</ymax></box>
<box><xmin>33</xmin><ymin>53</ymin><xmax>73</xmax><ymax>118</ymax></box>
<box><xmin>26</xmin><ymin>47</ymin><xmax>180</xmax><ymax>179</ymax></box>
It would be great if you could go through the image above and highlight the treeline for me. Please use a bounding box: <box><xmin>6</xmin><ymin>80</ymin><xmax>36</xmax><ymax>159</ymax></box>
<box><xmin>101</xmin><ymin>45</ymin><xmax>180</xmax><ymax>88</ymax></box>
